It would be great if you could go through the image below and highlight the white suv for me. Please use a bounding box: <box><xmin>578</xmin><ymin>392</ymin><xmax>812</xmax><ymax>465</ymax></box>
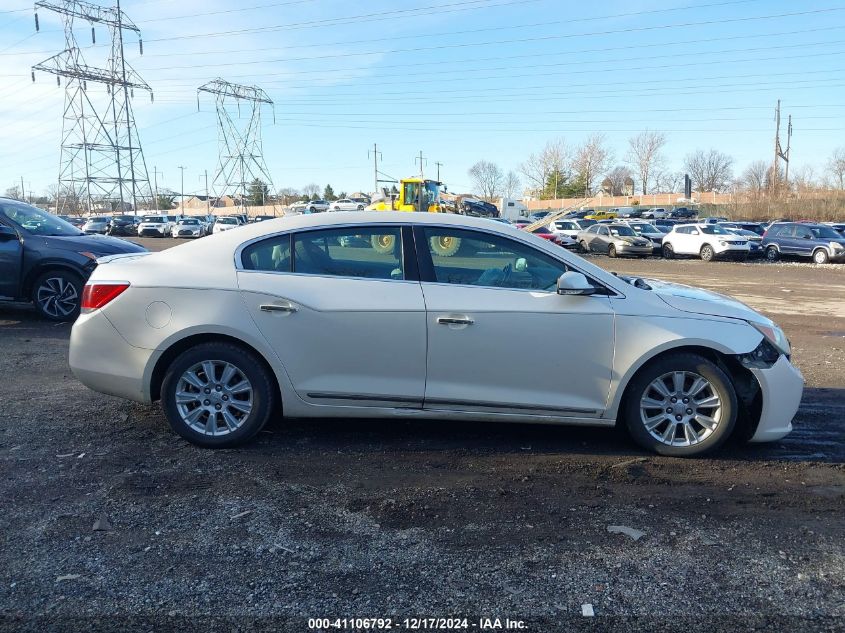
<box><xmin>662</xmin><ymin>223</ymin><xmax>751</xmax><ymax>261</ymax></box>
<box><xmin>137</xmin><ymin>215</ymin><xmax>173</xmax><ymax>237</ymax></box>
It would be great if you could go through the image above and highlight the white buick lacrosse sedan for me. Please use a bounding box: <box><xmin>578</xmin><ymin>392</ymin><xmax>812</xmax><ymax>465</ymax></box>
<box><xmin>69</xmin><ymin>212</ymin><xmax>802</xmax><ymax>456</ymax></box>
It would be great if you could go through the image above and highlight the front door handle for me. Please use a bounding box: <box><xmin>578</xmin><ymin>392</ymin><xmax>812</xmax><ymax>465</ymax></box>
<box><xmin>437</xmin><ymin>316</ymin><xmax>474</xmax><ymax>325</ymax></box>
<box><xmin>260</xmin><ymin>303</ymin><xmax>297</xmax><ymax>313</ymax></box>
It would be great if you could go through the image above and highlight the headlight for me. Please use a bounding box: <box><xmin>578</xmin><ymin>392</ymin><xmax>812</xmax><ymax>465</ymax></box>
<box><xmin>718</xmin><ymin>240</ymin><xmax>728</xmax><ymax>246</ymax></box>
<box><xmin>830</xmin><ymin>242</ymin><xmax>843</xmax><ymax>251</ymax></box>
<box><xmin>749</xmin><ymin>321</ymin><xmax>790</xmax><ymax>356</ymax></box>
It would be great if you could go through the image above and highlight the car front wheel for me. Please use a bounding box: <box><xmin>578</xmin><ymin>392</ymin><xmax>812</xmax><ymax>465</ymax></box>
<box><xmin>813</xmin><ymin>248</ymin><xmax>830</xmax><ymax>264</ymax></box>
<box><xmin>622</xmin><ymin>353</ymin><xmax>737</xmax><ymax>456</ymax></box>
<box><xmin>161</xmin><ymin>342</ymin><xmax>277</xmax><ymax>448</ymax></box>
<box><xmin>662</xmin><ymin>243</ymin><xmax>674</xmax><ymax>259</ymax></box>
<box><xmin>700</xmin><ymin>244</ymin><xmax>715</xmax><ymax>261</ymax></box>
<box><xmin>32</xmin><ymin>270</ymin><xmax>83</xmax><ymax>322</ymax></box>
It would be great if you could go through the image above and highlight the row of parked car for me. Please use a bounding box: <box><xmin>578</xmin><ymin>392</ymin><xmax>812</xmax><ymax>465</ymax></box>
<box><xmin>60</xmin><ymin>212</ymin><xmax>282</xmax><ymax>239</ymax></box>
<box><xmin>519</xmin><ymin>214</ymin><xmax>845</xmax><ymax>264</ymax></box>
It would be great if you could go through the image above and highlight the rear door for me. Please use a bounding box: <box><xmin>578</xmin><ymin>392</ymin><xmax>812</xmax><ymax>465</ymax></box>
<box><xmin>0</xmin><ymin>219</ymin><xmax>23</xmax><ymax>298</ymax></box>
<box><xmin>237</xmin><ymin>224</ymin><xmax>427</xmax><ymax>407</ymax></box>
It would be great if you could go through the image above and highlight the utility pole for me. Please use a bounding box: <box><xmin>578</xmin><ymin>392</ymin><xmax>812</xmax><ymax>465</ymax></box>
<box><xmin>203</xmin><ymin>169</ymin><xmax>210</xmax><ymax>216</ymax></box>
<box><xmin>415</xmin><ymin>151</ymin><xmax>426</xmax><ymax>179</ymax></box>
<box><xmin>784</xmin><ymin>114</ymin><xmax>792</xmax><ymax>188</ymax></box>
<box><xmin>151</xmin><ymin>165</ymin><xmax>163</xmax><ymax>211</ymax></box>
<box><xmin>177</xmin><ymin>165</ymin><xmax>186</xmax><ymax>214</ymax></box>
<box><xmin>20</xmin><ymin>176</ymin><xmax>26</xmax><ymax>203</ymax></box>
<box><xmin>771</xmin><ymin>100</ymin><xmax>792</xmax><ymax>196</ymax></box>
<box><xmin>368</xmin><ymin>143</ymin><xmax>381</xmax><ymax>194</ymax></box>
<box><xmin>434</xmin><ymin>161</ymin><xmax>443</xmax><ymax>182</ymax></box>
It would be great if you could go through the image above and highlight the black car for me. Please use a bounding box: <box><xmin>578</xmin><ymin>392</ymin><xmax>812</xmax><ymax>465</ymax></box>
<box><xmin>461</xmin><ymin>198</ymin><xmax>499</xmax><ymax>217</ymax></box>
<box><xmin>0</xmin><ymin>198</ymin><xmax>147</xmax><ymax>321</ymax></box>
<box><xmin>107</xmin><ymin>215</ymin><xmax>140</xmax><ymax>236</ymax></box>
<box><xmin>670</xmin><ymin>207</ymin><xmax>698</xmax><ymax>219</ymax></box>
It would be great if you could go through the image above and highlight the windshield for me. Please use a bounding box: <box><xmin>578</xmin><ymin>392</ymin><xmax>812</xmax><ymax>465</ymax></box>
<box><xmin>0</xmin><ymin>199</ymin><xmax>83</xmax><ymax>237</ymax></box>
<box><xmin>220</xmin><ymin>217</ymin><xmax>237</xmax><ymax>224</ymax></box>
<box><xmin>179</xmin><ymin>219</ymin><xmax>199</xmax><ymax>225</ymax></box>
<box><xmin>700</xmin><ymin>225</ymin><xmax>730</xmax><ymax>235</ymax></box>
<box><xmin>578</xmin><ymin>219</ymin><xmax>596</xmax><ymax>228</ymax></box>
<box><xmin>628</xmin><ymin>223</ymin><xmax>652</xmax><ymax>232</ymax></box>
<box><xmin>609</xmin><ymin>226</ymin><xmax>637</xmax><ymax>237</ymax></box>
<box><xmin>810</xmin><ymin>225</ymin><xmax>842</xmax><ymax>239</ymax></box>
<box><xmin>142</xmin><ymin>216</ymin><xmax>165</xmax><ymax>222</ymax></box>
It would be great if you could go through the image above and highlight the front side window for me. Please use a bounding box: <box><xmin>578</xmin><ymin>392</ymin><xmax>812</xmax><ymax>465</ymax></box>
<box><xmin>0</xmin><ymin>199</ymin><xmax>82</xmax><ymax>237</ymax></box>
<box><xmin>294</xmin><ymin>227</ymin><xmax>404</xmax><ymax>280</ymax></box>
<box><xmin>421</xmin><ymin>228</ymin><xmax>568</xmax><ymax>291</ymax></box>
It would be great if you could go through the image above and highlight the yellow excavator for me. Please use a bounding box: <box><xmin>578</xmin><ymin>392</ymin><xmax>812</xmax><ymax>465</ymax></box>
<box><xmin>366</xmin><ymin>177</ymin><xmax>461</xmax><ymax>255</ymax></box>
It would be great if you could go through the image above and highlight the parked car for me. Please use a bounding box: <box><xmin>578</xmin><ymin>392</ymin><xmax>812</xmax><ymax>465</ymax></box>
<box><xmin>641</xmin><ymin>207</ymin><xmax>669</xmax><ymax>219</ymax></box>
<box><xmin>613</xmin><ymin>207</ymin><xmax>642</xmax><ymax>218</ymax></box>
<box><xmin>722</xmin><ymin>222</ymin><xmax>765</xmax><ymax>236</ymax></box>
<box><xmin>524</xmin><ymin>224</ymin><xmax>577</xmax><ymax>249</ymax></box>
<box><xmin>82</xmin><ymin>216</ymin><xmax>112</xmax><ymax>235</ymax></box>
<box><xmin>68</xmin><ymin>212</ymin><xmax>802</xmax><ymax>456</ymax></box>
<box><xmin>725</xmin><ymin>227</ymin><xmax>764</xmax><ymax>258</ymax></box>
<box><xmin>249</xmin><ymin>215</ymin><xmax>277</xmax><ymax>223</ymax></box>
<box><xmin>528</xmin><ymin>211</ymin><xmax>551</xmax><ymax>221</ymax></box>
<box><xmin>329</xmin><ymin>198</ymin><xmax>367</xmax><ymax>212</ymax></box>
<box><xmin>563</xmin><ymin>209</ymin><xmax>594</xmax><ymax>219</ymax></box>
<box><xmin>824</xmin><ymin>222</ymin><xmax>845</xmax><ymax>237</ymax></box>
<box><xmin>622</xmin><ymin>221</ymin><xmax>669</xmax><ymax>253</ymax></box>
<box><xmin>58</xmin><ymin>215</ymin><xmax>86</xmax><ymax>228</ymax></box>
<box><xmin>212</xmin><ymin>216</ymin><xmax>242</xmax><ymax>234</ymax></box>
<box><xmin>548</xmin><ymin>218</ymin><xmax>592</xmax><ymax>239</ymax></box>
<box><xmin>653</xmin><ymin>218</ymin><xmax>679</xmax><ymax>229</ymax></box>
<box><xmin>0</xmin><ymin>198</ymin><xmax>146</xmax><ymax>321</ymax></box>
<box><xmin>107</xmin><ymin>215</ymin><xmax>139</xmax><ymax>237</ymax></box>
<box><xmin>762</xmin><ymin>222</ymin><xmax>845</xmax><ymax>264</ymax></box>
<box><xmin>137</xmin><ymin>215</ymin><xmax>173</xmax><ymax>237</ymax></box>
<box><xmin>577</xmin><ymin>223</ymin><xmax>652</xmax><ymax>257</ymax></box>
<box><xmin>584</xmin><ymin>210</ymin><xmax>618</xmax><ymax>221</ymax></box>
<box><xmin>460</xmin><ymin>197</ymin><xmax>498</xmax><ymax>217</ymax></box>
<box><xmin>661</xmin><ymin>223</ymin><xmax>750</xmax><ymax>261</ymax></box>
<box><xmin>171</xmin><ymin>217</ymin><xmax>205</xmax><ymax>238</ymax></box>
<box><xmin>670</xmin><ymin>207</ymin><xmax>698</xmax><ymax>219</ymax></box>
<box><xmin>290</xmin><ymin>199</ymin><xmax>330</xmax><ymax>213</ymax></box>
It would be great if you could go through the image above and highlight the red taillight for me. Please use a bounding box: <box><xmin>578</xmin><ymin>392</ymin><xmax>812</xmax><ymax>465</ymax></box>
<box><xmin>81</xmin><ymin>282</ymin><xmax>129</xmax><ymax>312</ymax></box>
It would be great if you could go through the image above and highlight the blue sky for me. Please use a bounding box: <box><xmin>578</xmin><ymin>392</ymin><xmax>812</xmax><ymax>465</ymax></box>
<box><xmin>1</xmin><ymin>0</ymin><xmax>844</xmax><ymax>198</ymax></box>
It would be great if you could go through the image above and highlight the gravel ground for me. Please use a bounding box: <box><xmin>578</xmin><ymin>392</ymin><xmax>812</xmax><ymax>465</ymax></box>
<box><xmin>1</xmin><ymin>241</ymin><xmax>843</xmax><ymax>632</ymax></box>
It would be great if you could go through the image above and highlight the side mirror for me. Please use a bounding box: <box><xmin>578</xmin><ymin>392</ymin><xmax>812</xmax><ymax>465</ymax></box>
<box><xmin>0</xmin><ymin>225</ymin><xmax>19</xmax><ymax>241</ymax></box>
<box><xmin>557</xmin><ymin>271</ymin><xmax>596</xmax><ymax>296</ymax></box>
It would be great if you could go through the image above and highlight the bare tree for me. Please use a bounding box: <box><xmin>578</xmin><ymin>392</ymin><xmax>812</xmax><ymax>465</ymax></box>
<box><xmin>4</xmin><ymin>185</ymin><xmax>21</xmax><ymax>200</ymax></box>
<box><xmin>828</xmin><ymin>147</ymin><xmax>845</xmax><ymax>190</ymax></box>
<box><xmin>301</xmin><ymin>183</ymin><xmax>321</xmax><ymax>199</ymax></box>
<box><xmin>683</xmin><ymin>149</ymin><xmax>734</xmax><ymax>192</ymax></box>
<box><xmin>468</xmin><ymin>160</ymin><xmax>504</xmax><ymax>201</ymax></box>
<box><xmin>626</xmin><ymin>130</ymin><xmax>667</xmax><ymax>195</ymax></box>
<box><xmin>519</xmin><ymin>139</ymin><xmax>570</xmax><ymax>198</ymax></box>
<box><xmin>741</xmin><ymin>161</ymin><xmax>769</xmax><ymax>196</ymax></box>
<box><xmin>277</xmin><ymin>187</ymin><xmax>299</xmax><ymax>205</ymax></box>
<box><xmin>652</xmin><ymin>169</ymin><xmax>684</xmax><ymax>194</ymax></box>
<box><xmin>791</xmin><ymin>165</ymin><xmax>817</xmax><ymax>196</ymax></box>
<box><xmin>604</xmin><ymin>165</ymin><xmax>634</xmax><ymax>195</ymax></box>
<box><xmin>503</xmin><ymin>170</ymin><xmax>521</xmax><ymax>198</ymax></box>
<box><xmin>573</xmin><ymin>133</ymin><xmax>612</xmax><ymax>196</ymax></box>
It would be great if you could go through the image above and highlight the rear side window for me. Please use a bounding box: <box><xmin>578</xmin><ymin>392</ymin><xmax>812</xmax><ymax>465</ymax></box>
<box><xmin>241</xmin><ymin>234</ymin><xmax>292</xmax><ymax>272</ymax></box>
<box><xmin>293</xmin><ymin>227</ymin><xmax>404</xmax><ymax>280</ymax></box>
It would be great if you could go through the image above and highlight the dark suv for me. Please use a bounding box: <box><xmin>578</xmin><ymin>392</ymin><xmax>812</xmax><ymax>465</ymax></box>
<box><xmin>0</xmin><ymin>198</ymin><xmax>147</xmax><ymax>321</ymax></box>
<box><xmin>762</xmin><ymin>222</ymin><xmax>845</xmax><ymax>264</ymax></box>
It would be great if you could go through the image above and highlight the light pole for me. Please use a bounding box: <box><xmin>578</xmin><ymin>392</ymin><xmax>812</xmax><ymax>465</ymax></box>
<box><xmin>177</xmin><ymin>165</ymin><xmax>187</xmax><ymax>216</ymax></box>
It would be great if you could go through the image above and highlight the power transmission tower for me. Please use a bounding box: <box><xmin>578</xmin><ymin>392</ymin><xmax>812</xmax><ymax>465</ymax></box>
<box><xmin>32</xmin><ymin>0</ymin><xmax>153</xmax><ymax>214</ymax></box>
<box><xmin>198</xmin><ymin>78</ymin><xmax>275</xmax><ymax>212</ymax></box>
<box><xmin>771</xmin><ymin>99</ymin><xmax>792</xmax><ymax>195</ymax></box>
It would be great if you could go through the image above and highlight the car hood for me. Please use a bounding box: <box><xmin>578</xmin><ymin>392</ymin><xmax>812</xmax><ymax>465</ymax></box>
<box><xmin>42</xmin><ymin>233</ymin><xmax>147</xmax><ymax>256</ymax></box>
<box><xmin>644</xmin><ymin>278</ymin><xmax>773</xmax><ymax>325</ymax></box>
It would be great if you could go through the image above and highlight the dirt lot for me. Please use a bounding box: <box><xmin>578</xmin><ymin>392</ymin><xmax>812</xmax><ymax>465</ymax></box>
<box><xmin>1</xmin><ymin>240</ymin><xmax>844</xmax><ymax>632</ymax></box>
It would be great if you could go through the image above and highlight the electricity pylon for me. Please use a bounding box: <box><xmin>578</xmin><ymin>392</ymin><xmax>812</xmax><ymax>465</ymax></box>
<box><xmin>198</xmin><ymin>79</ymin><xmax>275</xmax><ymax>211</ymax></box>
<box><xmin>32</xmin><ymin>0</ymin><xmax>153</xmax><ymax>214</ymax></box>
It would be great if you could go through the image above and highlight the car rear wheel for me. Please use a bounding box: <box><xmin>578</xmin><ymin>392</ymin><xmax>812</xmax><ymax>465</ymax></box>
<box><xmin>700</xmin><ymin>244</ymin><xmax>715</xmax><ymax>261</ymax></box>
<box><xmin>813</xmin><ymin>248</ymin><xmax>830</xmax><ymax>264</ymax></box>
<box><xmin>161</xmin><ymin>342</ymin><xmax>276</xmax><ymax>448</ymax></box>
<box><xmin>662</xmin><ymin>243</ymin><xmax>674</xmax><ymax>259</ymax></box>
<box><xmin>32</xmin><ymin>270</ymin><xmax>82</xmax><ymax>322</ymax></box>
<box><xmin>622</xmin><ymin>353</ymin><xmax>737</xmax><ymax>456</ymax></box>
<box><xmin>765</xmin><ymin>246</ymin><xmax>779</xmax><ymax>262</ymax></box>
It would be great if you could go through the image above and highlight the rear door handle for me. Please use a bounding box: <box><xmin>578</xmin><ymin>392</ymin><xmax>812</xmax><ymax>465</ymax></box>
<box><xmin>260</xmin><ymin>303</ymin><xmax>297</xmax><ymax>313</ymax></box>
<box><xmin>437</xmin><ymin>316</ymin><xmax>474</xmax><ymax>325</ymax></box>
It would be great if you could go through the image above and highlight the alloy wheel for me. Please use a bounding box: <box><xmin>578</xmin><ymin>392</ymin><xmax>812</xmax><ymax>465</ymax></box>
<box><xmin>639</xmin><ymin>371</ymin><xmax>723</xmax><ymax>447</ymax></box>
<box><xmin>813</xmin><ymin>249</ymin><xmax>829</xmax><ymax>264</ymax></box>
<box><xmin>36</xmin><ymin>276</ymin><xmax>79</xmax><ymax>319</ymax></box>
<box><xmin>175</xmin><ymin>360</ymin><xmax>254</xmax><ymax>436</ymax></box>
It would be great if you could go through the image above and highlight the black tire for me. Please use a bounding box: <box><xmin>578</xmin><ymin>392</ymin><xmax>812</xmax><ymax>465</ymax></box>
<box><xmin>608</xmin><ymin>244</ymin><xmax>617</xmax><ymax>258</ymax></box>
<box><xmin>309</xmin><ymin>206</ymin><xmax>316</xmax><ymax>213</ymax></box>
<box><xmin>161</xmin><ymin>342</ymin><xmax>277</xmax><ymax>448</ymax></box>
<box><xmin>700</xmin><ymin>244</ymin><xmax>715</xmax><ymax>262</ymax></box>
<box><xmin>31</xmin><ymin>269</ymin><xmax>83</xmax><ymax>322</ymax></box>
<box><xmin>580</xmin><ymin>240</ymin><xmax>589</xmax><ymax>253</ymax></box>
<box><xmin>765</xmin><ymin>245</ymin><xmax>779</xmax><ymax>262</ymax></box>
<box><xmin>357</xmin><ymin>205</ymin><xmax>364</xmax><ymax>211</ymax></box>
<box><xmin>621</xmin><ymin>353</ymin><xmax>737</xmax><ymax>457</ymax></box>
<box><xmin>813</xmin><ymin>248</ymin><xmax>829</xmax><ymax>264</ymax></box>
<box><xmin>662</xmin><ymin>243</ymin><xmax>674</xmax><ymax>259</ymax></box>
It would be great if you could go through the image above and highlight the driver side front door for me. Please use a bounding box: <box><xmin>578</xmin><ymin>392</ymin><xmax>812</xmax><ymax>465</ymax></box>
<box><xmin>0</xmin><ymin>221</ymin><xmax>23</xmax><ymax>298</ymax></box>
<box><xmin>415</xmin><ymin>226</ymin><xmax>615</xmax><ymax>417</ymax></box>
